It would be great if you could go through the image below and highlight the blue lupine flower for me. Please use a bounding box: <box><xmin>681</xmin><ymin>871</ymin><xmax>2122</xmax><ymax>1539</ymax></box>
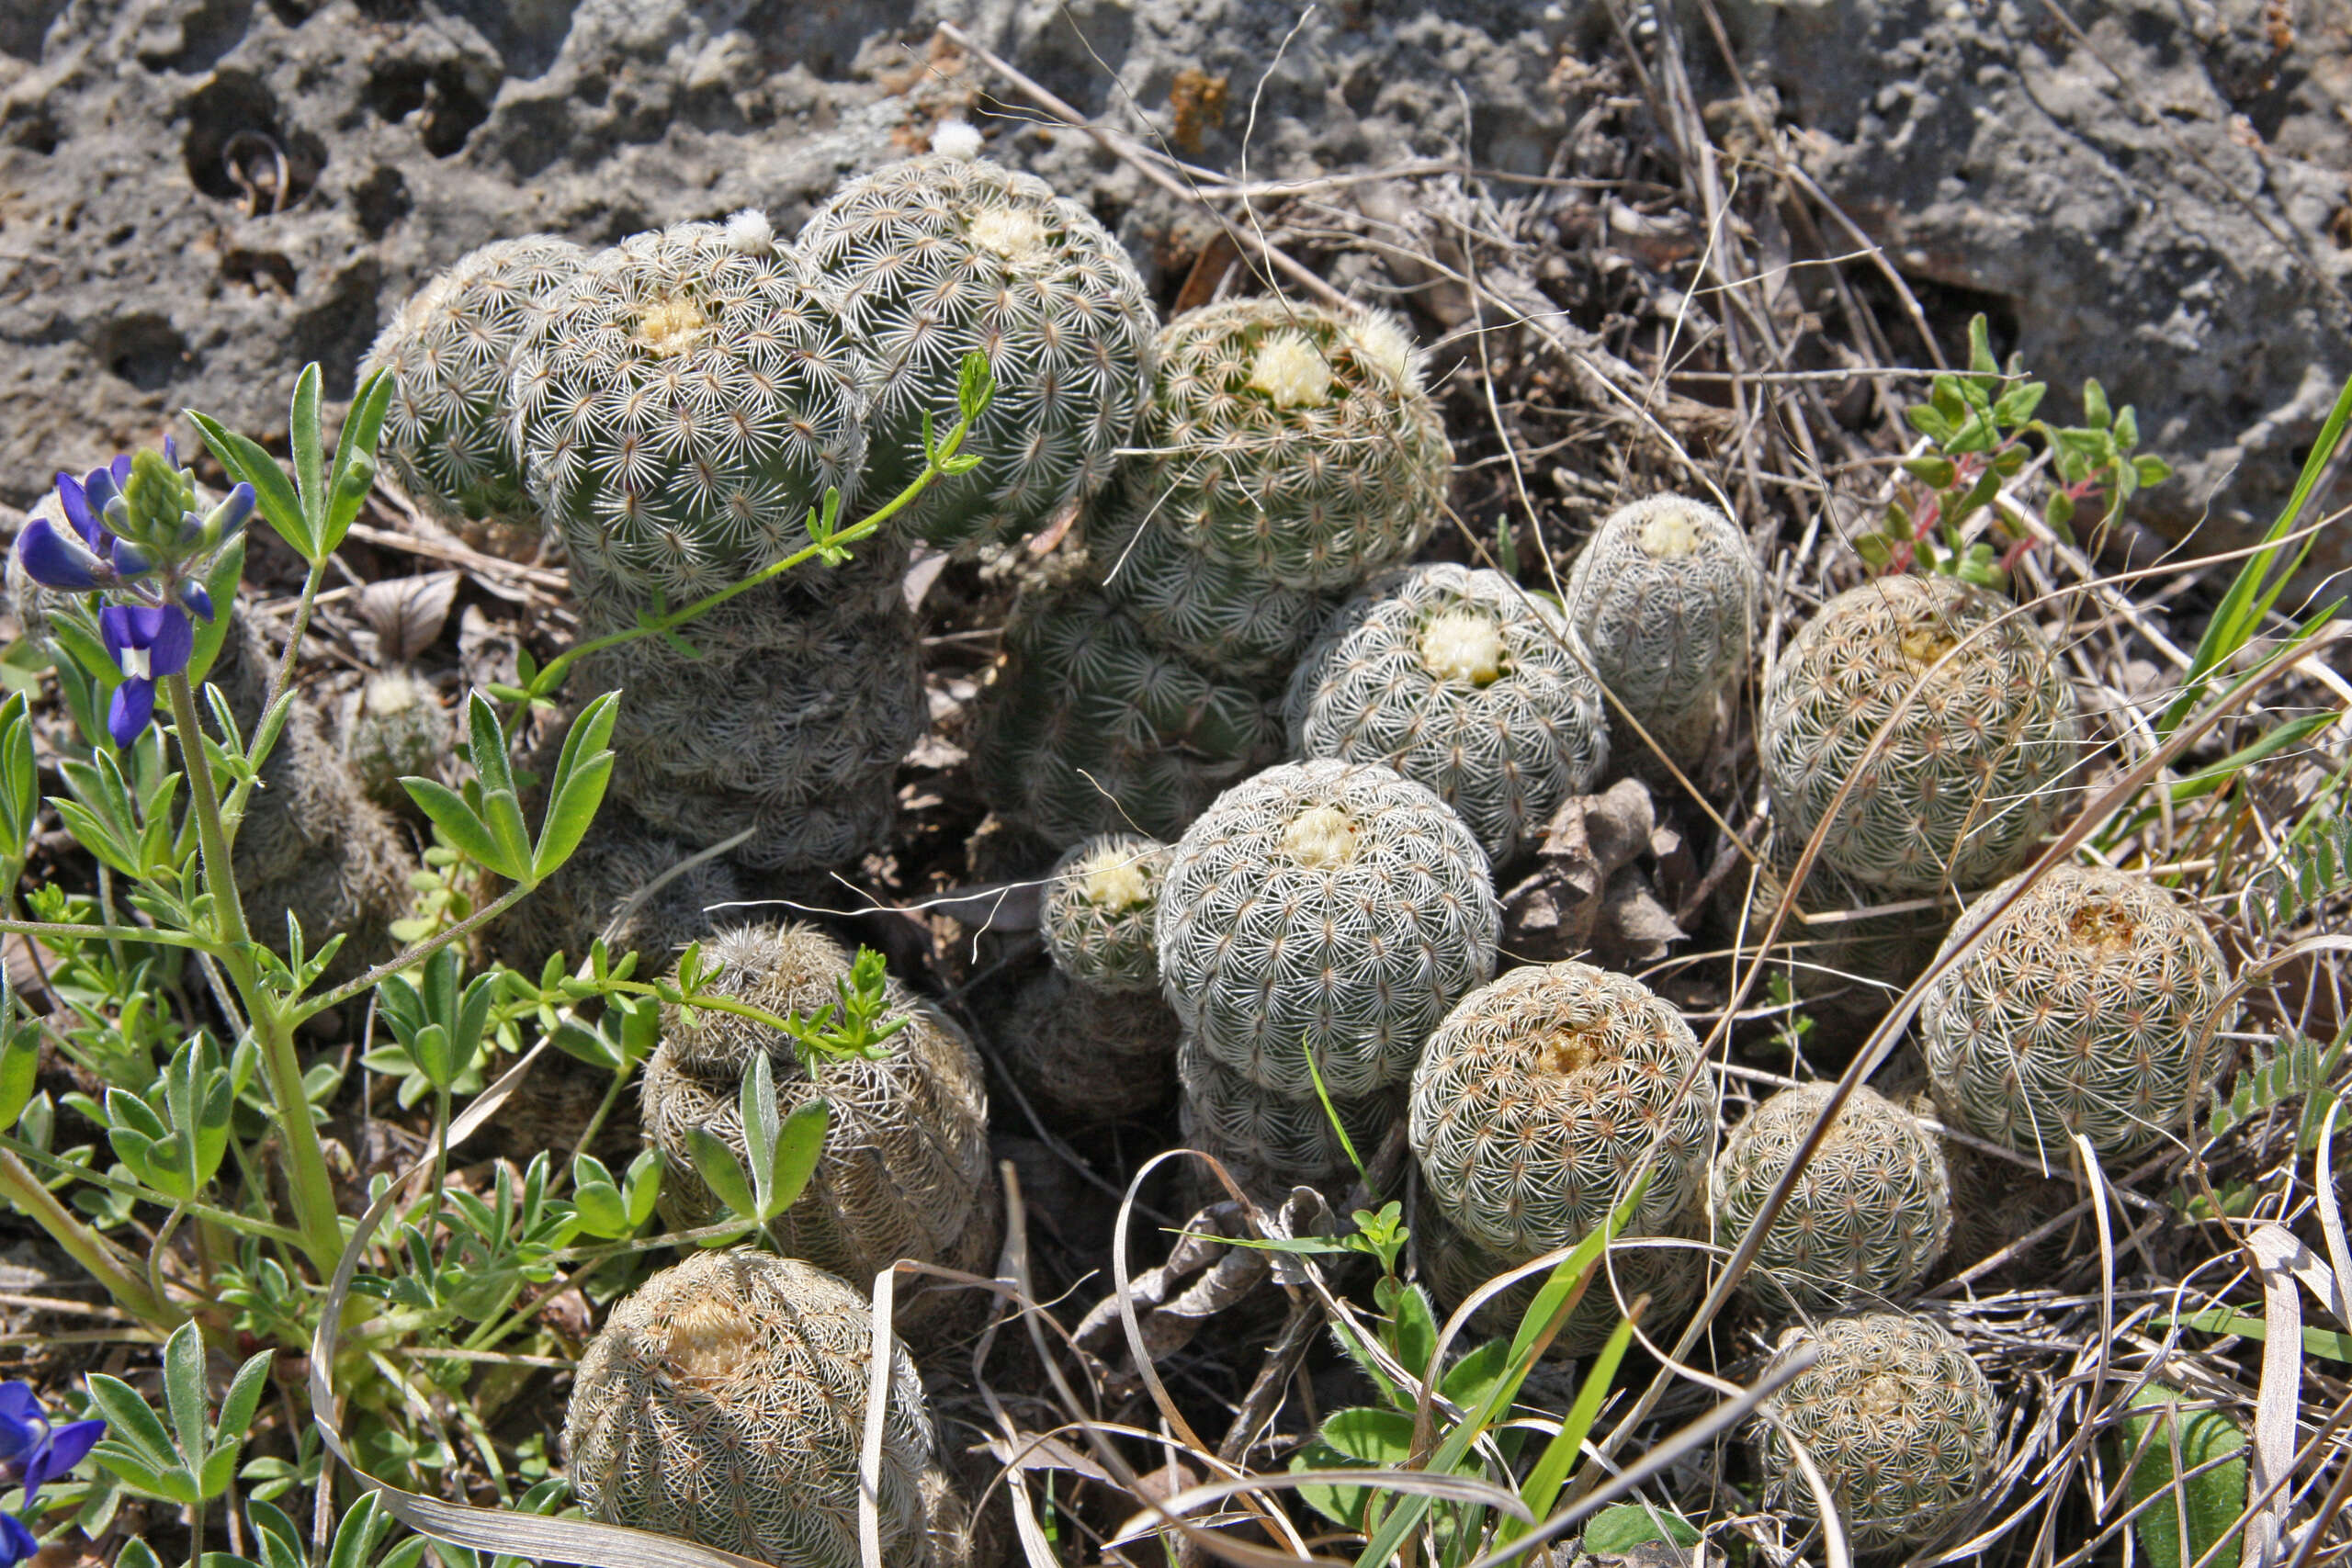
<box><xmin>0</xmin><ymin>1381</ymin><xmax>104</xmax><ymax>1514</ymax></box>
<box><xmin>98</xmin><ymin>604</ymin><xmax>194</xmax><ymax>748</ymax></box>
<box><xmin>0</xmin><ymin>1512</ymin><xmax>33</xmax><ymax>1567</ymax></box>
<box><xmin>14</xmin><ymin>445</ymin><xmax>247</xmax><ymax>743</ymax></box>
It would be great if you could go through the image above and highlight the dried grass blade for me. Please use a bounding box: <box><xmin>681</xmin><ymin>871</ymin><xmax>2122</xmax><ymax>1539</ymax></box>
<box><xmin>2246</xmin><ymin>1224</ymin><xmax>2307</xmax><ymax>1566</ymax></box>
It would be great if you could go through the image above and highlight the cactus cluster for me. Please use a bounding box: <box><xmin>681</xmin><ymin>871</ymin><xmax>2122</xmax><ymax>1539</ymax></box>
<box><xmin>798</xmin><ymin>153</ymin><xmax>1155</xmax><ymax>550</ymax></box>
<box><xmin>338</xmin><ymin>667</ymin><xmax>453</xmax><ymax>810</ymax></box>
<box><xmin>999</xmin><ymin>969</ymin><xmax>1182</xmax><ymax>1125</ymax></box>
<box><xmin>1160</xmin><ymin>761</ymin><xmax>1498</xmax><ymax>1101</ymax></box>
<box><xmin>1759</xmin><ymin>575</ymin><xmax>2079</xmax><ymax>893</ymax></box>
<box><xmin>639</xmin><ymin>924</ymin><xmax>999</xmax><ymax>1337</ymax></box>
<box><xmin>1922</xmin><ymin>864</ymin><xmax>2237</xmax><ymax>1159</ymax></box>
<box><xmin>1562</xmin><ymin>493</ymin><xmax>1758</xmax><ymax>774</ymax></box>
<box><xmin>1287</xmin><ymin>562</ymin><xmax>1608</xmax><ymax>863</ymax></box>
<box><xmin>1712</xmin><ymin>1084</ymin><xmax>1951</xmax><ymax>1314</ymax></box>
<box><xmin>975</xmin><ymin>299</ymin><xmax>1453</xmax><ymax>844</ymax></box>
<box><xmin>510</xmin><ymin>215</ymin><xmax>870</xmax><ymax>601</ymax></box>
<box><xmin>1737</xmin><ymin>829</ymin><xmax>1962</xmax><ymax>1043</ymax></box>
<box><xmin>1755</xmin><ymin>1311</ymin><xmax>2001</xmax><ymax>1552</ymax></box>
<box><xmin>574</xmin><ymin>551</ymin><xmax>923</xmax><ymax>869</ymax></box>
<box><xmin>564</xmin><ymin>1249</ymin><xmax>967</xmax><ymax>1568</ymax></box>
<box><xmin>487</xmin><ymin>799</ymin><xmax>743</xmax><ymax>970</ymax></box>
<box><xmin>362</xmin><ymin>235</ymin><xmax>583</xmax><ymax>557</ymax></box>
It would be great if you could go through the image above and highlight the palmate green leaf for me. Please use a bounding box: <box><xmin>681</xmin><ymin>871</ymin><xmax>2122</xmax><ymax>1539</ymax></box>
<box><xmin>401</xmin><ymin>779</ymin><xmax>513</xmax><ymax>883</ymax></box>
<box><xmin>117</xmin><ymin>1538</ymin><xmax>168</xmax><ymax>1568</ymax></box>
<box><xmin>533</xmin><ymin>691</ymin><xmax>619</xmax><ymax>881</ymax></box>
<box><xmin>684</xmin><ymin>1126</ymin><xmax>756</xmax><ymax>1229</ymax></box>
<box><xmin>2118</xmin><ymin>1384</ymin><xmax>2245</xmax><ymax>1568</ymax></box>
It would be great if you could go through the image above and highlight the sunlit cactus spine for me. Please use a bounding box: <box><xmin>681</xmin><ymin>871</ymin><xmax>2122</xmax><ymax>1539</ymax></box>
<box><xmin>1091</xmin><ymin>299</ymin><xmax>1451</xmax><ymax>591</ymax></box>
<box><xmin>1711</xmin><ymin>1083</ymin><xmax>1951</xmax><ymax>1314</ymax></box>
<box><xmin>1561</xmin><ymin>492</ymin><xmax>1758</xmax><ymax>773</ymax></box>
<box><xmin>509</xmin><ymin>213</ymin><xmax>869</xmax><ymax>600</ymax></box>
<box><xmin>1159</xmin><ymin>760</ymin><xmax>1498</xmax><ymax>1101</ymax></box>
<box><xmin>1000</xmin><ymin>969</ymin><xmax>1181</xmax><ymax>1124</ymax></box>
<box><xmin>1755</xmin><ymin>1311</ymin><xmax>2002</xmax><ymax>1553</ymax></box>
<box><xmin>575</xmin><ymin>551</ymin><xmax>922</xmax><ymax>870</ymax></box>
<box><xmin>1177</xmin><ymin>1036</ymin><xmax>1399</xmax><ymax>1199</ymax></box>
<box><xmin>1041</xmin><ymin>833</ymin><xmax>1171</xmax><ymax>993</ymax></box>
<box><xmin>1409</xmin><ymin>960</ymin><xmax>1716</xmax><ymax>1257</ymax></box>
<box><xmin>971</xmin><ymin>581</ymin><xmax>1281</xmax><ymax>844</ymax></box>
<box><xmin>797</xmin><ymin>149</ymin><xmax>1156</xmax><ymax>551</ymax></box>
<box><xmin>1414</xmin><ymin>1192</ymin><xmax>1708</xmax><ymax>1361</ymax></box>
<box><xmin>564</xmin><ymin>1249</ymin><xmax>967</xmax><ymax>1568</ymax></box>
<box><xmin>639</xmin><ymin>924</ymin><xmax>999</xmax><ymax>1336</ymax></box>
<box><xmin>1758</xmin><ymin>574</ymin><xmax>2079</xmax><ymax>893</ymax></box>
<box><xmin>362</xmin><ymin>235</ymin><xmax>583</xmax><ymax>558</ymax></box>
<box><xmin>1921</xmin><ymin>864</ymin><xmax>2237</xmax><ymax>1159</ymax></box>
<box><xmin>1286</xmin><ymin>562</ymin><xmax>1608</xmax><ymax>864</ymax></box>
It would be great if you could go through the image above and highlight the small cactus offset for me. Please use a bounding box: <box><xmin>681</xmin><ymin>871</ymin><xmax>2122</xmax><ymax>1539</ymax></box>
<box><xmin>999</xmin><ymin>969</ymin><xmax>1181</xmax><ymax>1124</ymax></box>
<box><xmin>564</xmin><ymin>1249</ymin><xmax>965</xmax><ymax>1568</ymax></box>
<box><xmin>639</xmin><ymin>924</ymin><xmax>1000</xmax><ymax>1333</ymax></box>
<box><xmin>509</xmin><ymin>214</ymin><xmax>870</xmax><ymax>599</ymax></box>
<box><xmin>1759</xmin><ymin>574</ymin><xmax>2079</xmax><ymax>893</ymax></box>
<box><xmin>1756</xmin><ymin>1311</ymin><xmax>2002</xmax><ymax>1552</ymax></box>
<box><xmin>1091</xmin><ymin>299</ymin><xmax>1451</xmax><ymax>591</ymax></box>
<box><xmin>339</xmin><ymin>667</ymin><xmax>453</xmax><ymax>810</ymax></box>
<box><xmin>972</xmin><ymin>581</ymin><xmax>1281</xmax><ymax>844</ymax></box>
<box><xmin>1711</xmin><ymin>1083</ymin><xmax>1951</xmax><ymax>1314</ymax></box>
<box><xmin>798</xmin><ymin>152</ymin><xmax>1156</xmax><ymax>550</ymax></box>
<box><xmin>1922</xmin><ymin>864</ymin><xmax>2238</xmax><ymax>1159</ymax></box>
<box><xmin>1286</xmin><ymin>562</ymin><xmax>1609</xmax><ymax>863</ymax></box>
<box><xmin>1159</xmin><ymin>760</ymin><xmax>1498</xmax><ymax>1100</ymax></box>
<box><xmin>1736</xmin><ymin>829</ymin><xmax>1962</xmax><ymax>1043</ymax></box>
<box><xmin>1409</xmin><ymin>960</ymin><xmax>1716</xmax><ymax>1256</ymax></box>
<box><xmin>1414</xmin><ymin>1191</ymin><xmax>1708</xmax><ymax>1361</ymax></box>
<box><xmin>1561</xmin><ymin>492</ymin><xmax>1758</xmax><ymax>773</ymax></box>
<box><xmin>576</xmin><ymin>559</ymin><xmax>923</xmax><ymax>869</ymax></box>
<box><xmin>363</xmin><ymin>235</ymin><xmax>583</xmax><ymax>556</ymax></box>
<box><xmin>1041</xmin><ymin>833</ymin><xmax>1172</xmax><ymax>993</ymax></box>
<box><xmin>1178</xmin><ymin>1035</ymin><xmax>1399</xmax><ymax>1198</ymax></box>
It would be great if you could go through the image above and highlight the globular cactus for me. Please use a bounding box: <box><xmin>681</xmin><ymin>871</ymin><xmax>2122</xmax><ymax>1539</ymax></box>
<box><xmin>797</xmin><ymin>152</ymin><xmax>1156</xmax><ymax>550</ymax></box>
<box><xmin>1922</xmin><ymin>864</ymin><xmax>2237</xmax><ymax>1159</ymax></box>
<box><xmin>1159</xmin><ymin>760</ymin><xmax>1498</xmax><ymax>1100</ymax></box>
<box><xmin>509</xmin><ymin>214</ymin><xmax>869</xmax><ymax>600</ymax></box>
<box><xmin>363</xmin><ymin>235</ymin><xmax>583</xmax><ymax>557</ymax></box>
<box><xmin>1041</xmin><ymin>833</ymin><xmax>1170</xmax><ymax>993</ymax></box>
<box><xmin>1091</xmin><ymin>299</ymin><xmax>1451</xmax><ymax>592</ymax></box>
<box><xmin>564</xmin><ymin>1249</ymin><xmax>967</xmax><ymax>1568</ymax></box>
<box><xmin>972</xmin><ymin>582</ymin><xmax>1280</xmax><ymax>844</ymax></box>
<box><xmin>639</xmin><ymin>924</ymin><xmax>999</xmax><ymax>1336</ymax></box>
<box><xmin>1755</xmin><ymin>1312</ymin><xmax>2001</xmax><ymax>1553</ymax></box>
<box><xmin>1759</xmin><ymin>575</ymin><xmax>2079</xmax><ymax>893</ymax></box>
<box><xmin>1940</xmin><ymin>1141</ymin><xmax>2078</xmax><ymax>1282</ymax></box>
<box><xmin>1561</xmin><ymin>493</ymin><xmax>1758</xmax><ymax>773</ymax></box>
<box><xmin>1736</xmin><ymin>829</ymin><xmax>1962</xmax><ymax>1046</ymax></box>
<box><xmin>339</xmin><ymin>667</ymin><xmax>453</xmax><ymax>810</ymax></box>
<box><xmin>576</xmin><ymin>553</ymin><xmax>922</xmax><ymax>870</ymax></box>
<box><xmin>1711</xmin><ymin>1084</ymin><xmax>1951</xmax><ymax>1314</ymax></box>
<box><xmin>1409</xmin><ymin>960</ymin><xmax>1716</xmax><ymax>1256</ymax></box>
<box><xmin>998</xmin><ymin>969</ymin><xmax>1180</xmax><ymax>1124</ymax></box>
<box><xmin>488</xmin><ymin>799</ymin><xmax>745</xmax><ymax>971</ymax></box>
<box><xmin>1100</xmin><ymin>504</ymin><xmax>1336</xmax><ymax>681</ymax></box>
<box><xmin>1178</xmin><ymin>1036</ymin><xmax>1399</xmax><ymax>1199</ymax></box>
<box><xmin>1415</xmin><ymin>1192</ymin><xmax>1708</xmax><ymax>1361</ymax></box>
<box><xmin>1287</xmin><ymin>563</ymin><xmax>1609</xmax><ymax>864</ymax></box>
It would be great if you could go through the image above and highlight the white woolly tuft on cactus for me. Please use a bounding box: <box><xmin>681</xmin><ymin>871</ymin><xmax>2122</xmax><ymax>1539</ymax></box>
<box><xmin>930</xmin><ymin>118</ymin><xmax>984</xmax><ymax>159</ymax></box>
<box><xmin>1248</xmin><ymin>330</ymin><xmax>1335</xmax><ymax>409</ymax></box>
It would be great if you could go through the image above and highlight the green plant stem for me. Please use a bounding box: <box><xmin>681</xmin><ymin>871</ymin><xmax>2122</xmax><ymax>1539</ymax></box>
<box><xmin>0</xmin><ymin>1146</ymin><xmax>175</xmax><ymax>1328</ymax></box>
<box><xmin>0</xmin><ymin>918</ymin><xmax>215</xmax><ymax>951</ymax></box>
<box><xmin>300</xmin><ymin>881</ymin><xmax>533</xmax><ymax>1020</ymax></box>
<box><xmin>164</xmin><ymin>673</ymin><xmax>345</xmax><ymax>1274</ymax></box>
<box><xmin>261</xmin><ymin>558</ymin><xmax>331</xmax><ymax>718</ymax></box>
<box><xmin>0</xmin><ymin>1133</ymin><xmax>311</xmax><ymax>1250</ymax></box>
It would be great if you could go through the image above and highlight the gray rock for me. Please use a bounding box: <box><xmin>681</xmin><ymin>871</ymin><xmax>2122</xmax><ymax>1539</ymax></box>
<box><xmin>1704</xmin><ymin>0</ymin><xmax>2352</xmax><ymax>563</ymax></box>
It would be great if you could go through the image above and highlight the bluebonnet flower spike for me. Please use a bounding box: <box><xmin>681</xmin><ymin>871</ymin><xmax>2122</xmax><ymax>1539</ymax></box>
<box><xmin>11</xmin><ymin>515</ymin><xmax>103</xmax><ymax>592</ymax></box>
<box><xmin>0</xmin><ymin>1381</ymin><xmax>103</xmax><ymax>1514</ymax></box>
<box><xmin>0</xmin><ymin>1514</ymin><xmax>33</xmax><ymax>1567</ymax></box>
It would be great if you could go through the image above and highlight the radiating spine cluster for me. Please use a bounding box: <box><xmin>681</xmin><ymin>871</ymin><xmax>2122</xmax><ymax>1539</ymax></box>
<box><xmin>1712</xmin><ymin>1083</ymin><xmax>1951</xmax><ymax>1313</ymax></box>
<box><xmin>510</xmin><ymin>216</ymin><xmax>870</xmax><ymax>600</ymax></box>
<box><xmin>1562</xmin><ymin>492</ymin><xmax>1758</xmax><ymax>773</ymax></box>
<box><xmin>1922</xmin><ymin>864</ymin><xmax>2237</xmax><ymax>1158</ymax></box>
<box><xmin>564</xmin><ymin>1249</ymin><xmax>966</xmax><ymax>1568</ymax></box>
<box><xmin>798</xmin><ymin>153</ymin><xmax>1155</xmax><ymax>549</ymax></box>
<box><xmin>1759</xmin><ymin>575</ymin><xmax>2078</xmax><ymax>892</ymax></box>
<box><xmin>1041</xmin><ymin>833</ymin><xmax>1172</xmax><ymax>993</ymax></box>
<box><xmin>1178</xmin><ymin>1035</ymin><xmax>1399</xmax><ymax>1196</ymax></box>
<box><xmin>1287</xmin><ymin>562</ymin><xmax>1608</xmax><ymax>863</ymax></box>
<box><xmin>363</xmin><ymin>235</ymin><xmax>583</xmax><ymax>556</ymax></box>
<box><xmin>639</xmin><ymin>924</ymin><xmax>999</xmax><ymax>1337</ymax></box>
<box><xmin>1755</xmin><ymin>1312</ymin><xmax>2001</xmax><ymax>1552</ymax></box>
